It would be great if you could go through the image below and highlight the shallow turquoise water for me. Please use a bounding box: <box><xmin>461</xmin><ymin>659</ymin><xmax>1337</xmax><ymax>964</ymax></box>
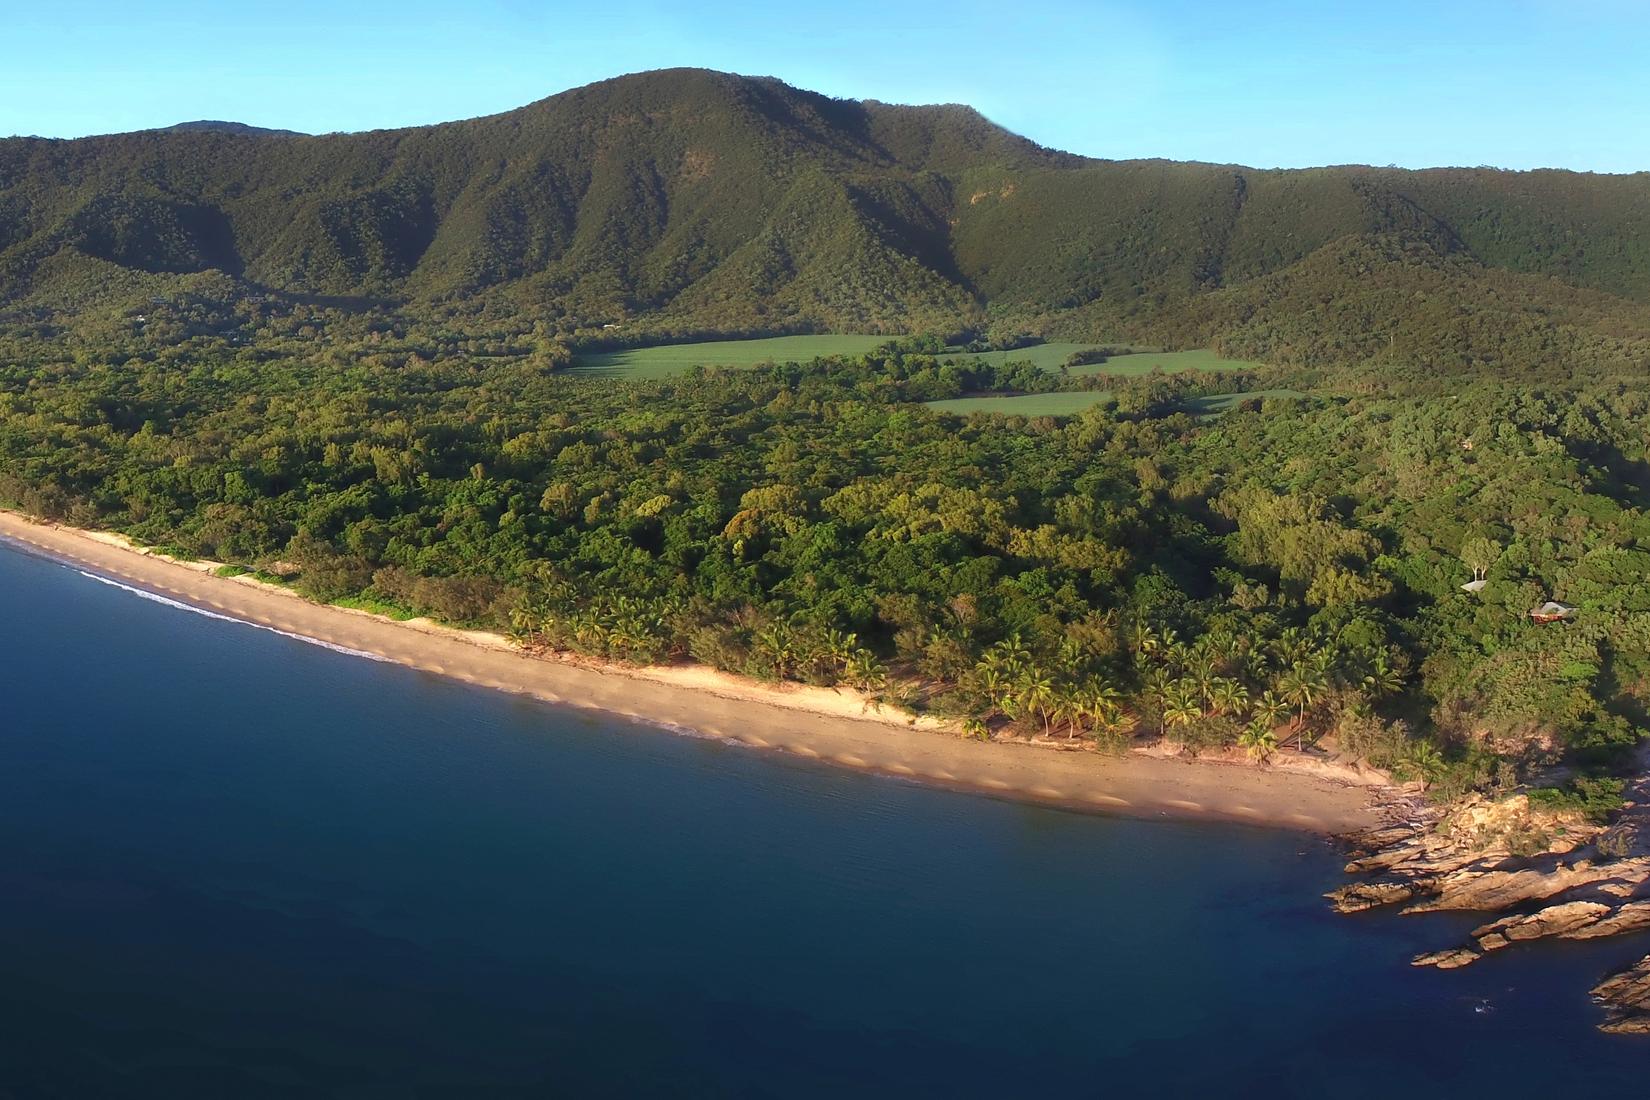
<box><xmin>0</xmin><ymin>542</ymin><xmax>1644</xmax><ymax>1096</ymax></box>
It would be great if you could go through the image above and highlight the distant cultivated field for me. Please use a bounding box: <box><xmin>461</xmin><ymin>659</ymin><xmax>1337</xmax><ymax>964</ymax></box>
<box><xmin>1187</xmin><ymin>388</ymin><xmax>1303</xmax><ymax>413</ymax></box>
<box><xmin>1066</xmin><ymin>349</ymin><xmax>1259</xmax><ymax>377</ymax></box>
<box><xmin>572</xmin><ymin>337</ymin><xmax>1259</xmax><ymax>382</ymax></box>
<box><xmin>947</xmin><ymin>342</ymin><xmax>1145</xmax><ymax>372</ymax></box>
<box><xmin>924</xmin><ymin>388</ymin><xmax>1303</xmax><ymax>418</ymax></box>
<box><xmin>573</xmin><ymin>335</ymin><xmax>892</xmax><ymax>377</ymax></box>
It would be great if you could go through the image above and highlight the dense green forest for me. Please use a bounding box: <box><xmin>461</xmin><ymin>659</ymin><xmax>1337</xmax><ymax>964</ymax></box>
<box><xmin>2</xmin><ymin>318</ymin><xmax>1646</xmax><ymax>802</ymax></box>
<box><xmin>2</xmin><ymin>69</ymin><xmax>1648</xmax><ymax>376</ymax></box>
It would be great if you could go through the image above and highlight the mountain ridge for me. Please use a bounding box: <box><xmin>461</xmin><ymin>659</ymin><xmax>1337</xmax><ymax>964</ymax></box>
<box><xmin>1</xmin><ymin>68</ymin><xmax>1646</xmax><ymax>369</ymax></box>
<box><xmin>159</xmin><ymin>121</ymin><xmax>308</xmax><ymax>138</ymax></box>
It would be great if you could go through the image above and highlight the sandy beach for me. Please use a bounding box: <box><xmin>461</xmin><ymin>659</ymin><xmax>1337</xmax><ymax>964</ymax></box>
<box><xmin>0</xmin><ymin>508</ymin><xmax>1391</xmax><ymax>833</ymax></box>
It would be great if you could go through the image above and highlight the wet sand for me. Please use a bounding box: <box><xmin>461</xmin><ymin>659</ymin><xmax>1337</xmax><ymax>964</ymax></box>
<box><xmin>0</xmin><ymin>509</ymin><xmax>1388</xmax><ymax>834</ymax></box>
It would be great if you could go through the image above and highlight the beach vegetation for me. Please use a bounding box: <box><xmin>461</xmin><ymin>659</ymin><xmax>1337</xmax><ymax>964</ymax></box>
<box><xmin>0</xmin><ymin>322</ymin><xmax>1647</xmax><ymax>807</ymax></box>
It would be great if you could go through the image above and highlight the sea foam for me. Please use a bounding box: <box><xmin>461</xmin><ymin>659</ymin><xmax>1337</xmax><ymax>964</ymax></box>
<box><xmin>77</xmin><ymin>570</ymin><xmax>390</xmax><ymax>663</ymax></box>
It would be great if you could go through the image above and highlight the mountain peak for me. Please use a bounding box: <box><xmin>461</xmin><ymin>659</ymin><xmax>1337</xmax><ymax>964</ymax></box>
<box><xmin>160</xmin><ymin>120</ymin><xmax>305</xmax><ymax>137</ymax></box>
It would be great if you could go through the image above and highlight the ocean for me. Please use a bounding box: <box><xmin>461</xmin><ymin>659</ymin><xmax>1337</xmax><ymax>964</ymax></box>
<box><xmin>0</xmin><ymin>542</ymin><xmax>1643</xmax><ymax>1096</ymax></box>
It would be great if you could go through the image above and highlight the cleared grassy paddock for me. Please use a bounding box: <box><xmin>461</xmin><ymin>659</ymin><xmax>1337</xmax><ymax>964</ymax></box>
<box><xmin>574</xmin><ymin>336</ymin><xmax>1138</xmax><ymax>378</ymax></box>
<box><xmin>1187</xmin><ymin>388</ymin><xmax>1304</xmax><ymax>413</ymax></box>
<box><xmin>945</xmin><ymin>342</ymin><xmax>1146</xmax><ymax>372</ymax></box>
<box><xmin>573</xmin><ymin>335</ymin><xmax>893</xmax><ymax>377</ymax></box>
<box><xmin>1067</xmin><ymin>349</ymin><xmax>1260</xmax><ymax>377</ymax></box>
<box><xmin>571</xmin><ymin>336</ymin><xmax>1258</xmax><ymax>383</ymax></box>
<box><xmin>924</xmin><ymin>388</ymin><xmax>1305</xmax><ymax>418</ymax></box>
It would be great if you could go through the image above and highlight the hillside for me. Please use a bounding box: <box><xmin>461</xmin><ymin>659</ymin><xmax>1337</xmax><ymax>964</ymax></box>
<box><xmin>1</xmin><ymin>68</ymin><xmax>1647</xmax><ymax>370</ymax></box>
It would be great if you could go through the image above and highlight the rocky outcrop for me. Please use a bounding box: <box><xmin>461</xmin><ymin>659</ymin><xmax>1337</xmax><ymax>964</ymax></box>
<box><xmin>1476</xmin><ymin>898</ymin><xmax>1650</xmax><ymax>947</ymax></box>
<box><xmin>1412</xmin><ymin>947</ymin><xmax>1482</xmax><ymax>969</ymax></box>
<box><xmin>1330</xmin><ymin>877</ymin><xmax>1438</xmax><ymax>913</ymax></box>
<box><xmin>1339</xmin><ymin>780</ymin><xmax>1650</xmax><ymax>1033</ymax></box>
<box><xmin>1329</xmin><ymin>839</ymin><xmax>1641</xmax><ymax>918</ymax></box>
<box><xmin>1404</xmin><ymin>857</ymin><xmax>1649</xmax><ymax>914</ymax></box>
<box><xmin>1407</xmin><ymin>896</ymin><xmax>1650</xmax><ymax>968</ymax></box>
<box><xmin>1594</xmin><ymin>956</ymin><xmax>1650</xmax><ymax>1034</ymax></box>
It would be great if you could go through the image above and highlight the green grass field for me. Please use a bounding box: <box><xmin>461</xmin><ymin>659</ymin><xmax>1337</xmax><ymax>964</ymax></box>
<box><xmin>924</xmin><ymin>388</ymin><xmax>1304</xmax><ymax>418</ymax></box>
<box><xmin>943</xmin><ymin>342</ymin><xmax>1145</xmax><ymax>372</ymax></box>
<box><xmin>1066</xmin><ymin>349</ymin><xmax>1259</xmax><ymax>377</ymax></box>
<box><xmin>572</xmin><ymin>336</ymin><xmax>1260</xmax><ymax>383</ymax></box>
<box><xmin>1186</xmin><ymin>388</ymin><xmax>1304</xmax><ymax>413</ymax></box>
<box><xmin>573</xmin><ymin>335</ymin><xmax>894</xmax><ymax>377</ymax></box>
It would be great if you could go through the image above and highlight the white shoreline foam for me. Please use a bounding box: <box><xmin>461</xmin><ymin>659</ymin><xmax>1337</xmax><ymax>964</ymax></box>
<box><xmin>76</xmin><ymin>569</ymin><xmax>391</xmax><ymax>664</ymax></box>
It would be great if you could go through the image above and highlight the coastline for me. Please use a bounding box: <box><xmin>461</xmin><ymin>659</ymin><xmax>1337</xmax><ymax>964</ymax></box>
<box><xmin>0</xmin><ymin>508</ymin><xmax>1391</xmax><ymax>834</ymax></box>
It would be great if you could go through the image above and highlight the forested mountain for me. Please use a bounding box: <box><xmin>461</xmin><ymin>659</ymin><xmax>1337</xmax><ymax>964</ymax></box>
<box><xmin>1</xmin><ymin>68</ymin><xmax>1646</xmax><ymax>368</ymax></box>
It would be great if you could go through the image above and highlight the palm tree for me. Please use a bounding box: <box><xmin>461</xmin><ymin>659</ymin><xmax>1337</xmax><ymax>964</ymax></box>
<box><xmin>1018</xmin><ymin>666</ymin><xmax>1058</xmax><ymax>738</ymax></box>
<box><xmin>973</xmin><ymin>664</ymin><xmax>1008</xmax><ymax>715</ymax></box>
<box><xmin>1191</xmin><ymin>661</ymin><xmax>1220</xmax><ymax>708</ymax></box>
<box><xmin>983</xmin><ymin>635</ymin><xmax>1032</xmax><ymax>678</ymax></box>
<box><xmin>1210</xmin><ymin>678</ymin><xmax>1249</xmax><ymax>718</ymax></box>
<box><xmin>1051</xmin><ymin>684</ymin><xmax>1085</xmax><ymax>740</ymax></box>
<box><xmin>1056</xmin><ymin>637</ymin><xmax>1087</xmax><ymax>674</ymax></box>
<box><xmin>1252</xmin><ymin>689</ymin><xmax>1288</xmax><ymax>730</ymax></box>
<box><xmin>1129</xmin><ymin>621</ymin><xmax>1160</xmax><ymax>659</ymax></box>
<box><xmin>1240</xmin><ymin>646</ymin><xmax>1272</xmax><ymax>686</ymax></box>
<box><xmin>1409</xmin><ymin>740</ymin><xmax>1446</xmax><ymax>788</ymax></box>
<box><xmin>1207</xmin><ymin>631</ymin><xmax>1244</xmax><ymax>672</ymax></box>
<box><xmin>971</xmin><ymin>663</ymin><xmax>1006</xmax><ymax>717</ymax></box>
<box><xmin>1095</xmin><ymin>704</ymin><xmax>1134</xmax><ymax>746</ymax></box>
<box><xmin>1278</xmin><ymin>664</ymin><xmax>1326</xmax><ymax>751</ymax></box>
<box><xmin>1277</xmin><ymin>666</ymin><xmax>1309</xmax><ymax>726</ymax></box>
<box><xmin>1362</xmin><ymin>651</ymin><xmax>1405</xmax><ymax>699</ymax></box>
<box><xmin>1164</xmin><ymin>640</ymin><xmax>1192</xmax><ymax>675</ymax></box>
<box><xmin>1135</xmin><ymin>668</ymin><xmax>1173</xmax><ymax>736</ymax></box>
<box><xmin>1308</xmin><ymin>647</ymin><xmax>1337</xmax><ymax>686</ymax></box>
<box><xmin>756</xmin><ymin>623</ymin><xmax>798</xmax><ymax>681</ymax></box>
<box><xmin>1238</xmin><ymin>721</ymin><xmax>1279</xmax><ymax>763</ymax></box>
<box><xmin>1080</xmin><ymin>678</ymin><xmax>1123</xmax><ymax>734</ymax></box>
<box><xmin>1272</xmin><ymin>627</ymin><xmax>1311</xmax><ymax>669</ymax></box>
<box><xmin>508</xmin><ymin>599</ymin><xmax>547</xmax><ymax>641</ymax></box>
<box><xmin>571</xmin><ymin>612</ymin><xmax>607</xmax><ymax>653</ymax></box>
<box><xmin>1161</xmin><ymin>685</ymin><xmax>1202</xmax><ymax>743</ymax></box>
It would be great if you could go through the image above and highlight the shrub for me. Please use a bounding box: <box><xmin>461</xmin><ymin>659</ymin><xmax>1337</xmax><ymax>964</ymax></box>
<box><xmin>1527</xmin><ymin>777</ymin><xmax>1626</xmax><ymax>824</ymax></box>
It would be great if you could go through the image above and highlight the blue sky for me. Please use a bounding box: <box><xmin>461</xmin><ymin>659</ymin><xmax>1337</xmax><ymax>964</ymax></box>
<box><xmin>5</xmin><ymin>0</ymin><xmax>1647</xmax><ymax>172</ymax></box>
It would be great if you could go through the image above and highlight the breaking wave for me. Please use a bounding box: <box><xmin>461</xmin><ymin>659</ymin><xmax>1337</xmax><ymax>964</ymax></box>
<box><xmin>76</xmin><ymin>570</ymin><xmax>390</xmax><ymax>663</ymax></box>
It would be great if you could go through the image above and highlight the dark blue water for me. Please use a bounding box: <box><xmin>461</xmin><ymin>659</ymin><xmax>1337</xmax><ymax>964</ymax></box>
<box><xmin>0</xmin><ymin>544</ymin><xmax>1645</xmax><ymax>1097</ymax></box>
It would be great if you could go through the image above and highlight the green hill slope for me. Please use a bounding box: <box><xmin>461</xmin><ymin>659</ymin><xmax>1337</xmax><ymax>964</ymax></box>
<box><xmin>1</xmin><ymin>68</ymin><xmax>1646</xmax><ymax>370</ymax></box>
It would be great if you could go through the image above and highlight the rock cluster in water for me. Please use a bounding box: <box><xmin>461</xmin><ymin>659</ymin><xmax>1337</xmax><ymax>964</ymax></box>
<box><xmin>1331</xmin><ymin>783</ymin><xmax>1650</xmax><ymax>1034</ymax></box>
<box><xmin>1592</xmin><ymin>956</ymin><xmax>1650</xmax><ymax>1034</ymax></box>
